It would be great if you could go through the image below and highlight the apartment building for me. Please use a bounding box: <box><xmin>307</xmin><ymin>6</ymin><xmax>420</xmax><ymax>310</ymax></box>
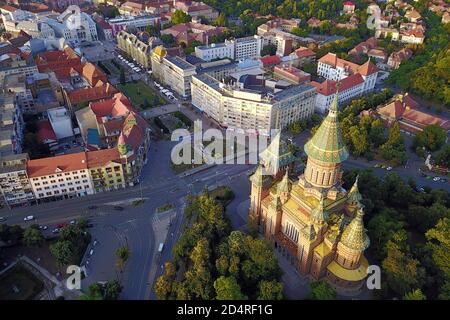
<box><xmin>0</xmin><ymin>93</ymin><xmax>24</xmax><ymax>157</ymax></box>
<box><xmin>86</xmin><ymin>148</ymin><xmax>126</xmax><ymax>193</ymax></box>
<box><xmin>194</xmin><ymin>35</ymin><xmax>263</xmax><ymax>62</ymax></box>
<box><xmin>0</xmin><ymin>51</ymin><xmax>39</xmax><ymax>83</ymax></box>
<box><xmin>0</xmin><ymin>153</ymin><xmax>35</xmax><ymax>208</ymax></box>
<box><xmin>318</xmin><ymin>53</ymin><xmax>378</xmax><ymax>93</ymax></box>
<box><xmin>27</xmin><ymin>152</ymin><xmax>94</xmax><ymax>201</ymax></box>
<box><xmin>3</xmin><ymin>74</ymin><xmax>35</xmax><ymax>114</ymax></box>
<box><xmin>191</xmin><ymin>74</ymin><xmax>316</xmax><ymax>135</ymax></box>
<box><xmin>108</xmin><ymin>15</ymin><xmax>160</xmax><ymax>37</ymax></box>
<box><xmin>0</xmin><ymin>6</ymin><xmax>55</xmax><ymax>39</ymax></box>
<box><xmin>47</xmin><ymin>107</ymin><xmax>73</xmax><ymax>140</ymax></box>
<box><xmin>117</xmin><ymin>30</ymin><xmax>162</xmax><ymax>69</ymax></box>
<box><xmin>151</xmin><ymin>46</ymin><xmax>197</xmax><ymax>98</ymax></box>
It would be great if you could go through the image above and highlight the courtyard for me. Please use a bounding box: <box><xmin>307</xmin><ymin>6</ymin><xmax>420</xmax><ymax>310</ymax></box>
<box><xmin>117</xmin><ymin>80</ymin><xmax>166</xmax><ymax>110</ymax></box>
<box><xmin>0</xmin><ymin>265</ymin><xmax>44</xmax><ymax>300</ymax></box>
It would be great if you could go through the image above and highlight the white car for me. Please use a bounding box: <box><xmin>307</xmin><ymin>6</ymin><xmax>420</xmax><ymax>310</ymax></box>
<box><xmin>386</xmin><ymin>166</ymin><xmax>393</xmax><ymax>171</ymax></box>
<box><xmin>23</xmin><ymin>215</ymin><xmax>34</xmax><ymax>221</ymax></box>
<box><xmin>433</xmin><ymin>177</ymin><xmax>441</xmax><ymax>182</ymax></box>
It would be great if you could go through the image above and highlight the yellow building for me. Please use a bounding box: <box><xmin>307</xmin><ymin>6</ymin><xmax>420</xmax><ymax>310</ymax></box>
<box><xmin>86</xmin><ymin>148</ymin><xmax>126</xmax><ymax>193</ymax></box>
<box><xmin>249</xmin><ymin>92</ymin><xmax>370</xmax><ymax>295</ymax></box>
<box><xmin>117</xmin><ymin>30</ymin><xmax>162</xmax><ymax>69</ymax></box>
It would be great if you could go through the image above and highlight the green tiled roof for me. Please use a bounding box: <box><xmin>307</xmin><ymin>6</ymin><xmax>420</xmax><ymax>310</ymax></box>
<box><xmin>304</xmin><ymin>94</ymin><xmax>349</xmax><ymax>164</ymax></box>
<box><xmin>348</xmin><ymin>175</ymin><xmax>363</xmax><ymax>205</ymax></box>
<box><xmin>277</xmin><ymin>169</ymin><xmax>290</xmax><ymax>194</ymax></box>
<box><xmin>340</xmin><ymin>208</ymin><xmax>370</xmax><ymax>251</ymax></box>
<box><xmin>250</xmin><ymin>165</ymin><xmax>264</xmax><ymax>187</ymax></box>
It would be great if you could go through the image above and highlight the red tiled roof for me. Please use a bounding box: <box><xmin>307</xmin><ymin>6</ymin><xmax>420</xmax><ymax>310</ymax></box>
<box><xmin>357</xmin><ymin>59</ymin><xmax>379</xmax><ymax>76</ymax></box>
<box><xmin>312</xmin><ymin>73</ymin><xmax>364</xmax><ymax>96</ymax></box>
<box><xmin>90</xmin><ymin>93</ymin><xmax>134</xmax><ymax>122</ymax></box>
<box><xmin>378</xmin><ymin>100</ymin><xmax>405</xmax><ymax>119</ymax></box>
<box><xmin>403</xmin><ymin>109</ymin><xmax>450</xmax><ymax>130</ymax></box>
<box><xmin>0</xmin><ymin>5</ymin><xmax>18</xmax><ymax>12</ymax></box>
<box><xmin>27</xmin><ymin>152</ymin><xmax>88</xmax><ymax>178</ymax></box>
<box><xmin>295</xmin><ymin>47</ymin><xmax>316</xmax><ymax>59</ymax></box>
<box><xmin>260</xmin><ymin>55</ymin><xmax>281</xmax><ymax>66</ymax></box>
<box><xmin>86</xmin><ymin>148</ymin><xmax>121</xmax><ymax>168</ymax></box>
<box><xmin>68</xmin><ymin>83</ymin><xmax>118</xmax><ymax>105</ymax></box>
<box><xmin>36</xmin><ymin>120</ymin><xmax>57</xmax><ymax>144</ymax></box>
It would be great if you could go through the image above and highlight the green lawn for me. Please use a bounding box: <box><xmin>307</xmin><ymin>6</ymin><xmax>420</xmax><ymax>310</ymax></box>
<box><xmin>117</xmin><ymin>81</ymin><xmax>166</xmax><ymax>109</ymax></box>
<box><xmin>0</xmin><ymin>266</ymin><xmax>44</xmax><ymax>300</ymax></box>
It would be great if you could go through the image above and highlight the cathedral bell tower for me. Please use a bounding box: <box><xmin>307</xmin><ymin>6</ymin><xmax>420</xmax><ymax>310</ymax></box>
<box><xmin>301</xmin><ymin>91</ymin><xmax>349</xmax><ymax>199</ymax></box>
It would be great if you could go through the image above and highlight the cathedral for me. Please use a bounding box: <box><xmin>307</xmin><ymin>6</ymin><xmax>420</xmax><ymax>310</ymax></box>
<box><xmin>249</xmin><ymin>93</ymin><xmax>370</xmax><ymax>294</ymax></box>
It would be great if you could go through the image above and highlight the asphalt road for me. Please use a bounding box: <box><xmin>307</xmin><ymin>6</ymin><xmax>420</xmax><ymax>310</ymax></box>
<box><xmin>1</xmin><ymin>133</ymin><xmax>448</xmax><ymax>300</ymax></box>
<box><xmin>0</xmin><ymin>140</ymin><xmax>255</xmax><ymax>299</ymax></box>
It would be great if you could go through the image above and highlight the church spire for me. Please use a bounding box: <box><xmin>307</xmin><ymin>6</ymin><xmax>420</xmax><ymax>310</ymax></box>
<box><xmin>311</xmin><ymin>195</ymin><xmax>328</xmax><ymax>223</ymax></box>
<box><xmin>250</xmin><ymin>165</ymin><xmax>264</xmax><ymax>187</ymax></box>
<box><xmin>277</xmin><ymin>168</ymin><xmax>290</xmax><ymax>194</ymax></box>
<box><xmin>340</xmin><ymin>207</ymin><xmax>370</xmax><ymax>251</ymax></box>
<box><xmin>348</xmin><ymin>175</ymin><xmax>363</xmax><ymax>205</ymax></box>
<box><xmin>304</xmin><ymin>90</ymin><xmax>348</xmax><ymax>164</ymax></box>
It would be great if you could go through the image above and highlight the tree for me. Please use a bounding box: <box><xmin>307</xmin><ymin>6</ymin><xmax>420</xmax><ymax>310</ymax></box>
<box><xmin>120</xmin><ymin>68</ymin><xmax>126</xmax><ymax>84</ymax></box>
<box><xmin>116</xmin><ymin>246</ymin><xmax>131</xmax><ymax>272</ymax></box>
<box><xmin>414</xmin><ymin>125</ymin><xmax>447</xmax><ymax>152</ymax></box>
<box><xmin>104</xmin><ymin>280</ymin><xmax>122</xmax><ymax>300</ymax></box>
<box><xmin>261</xmin><ymin>44</ymin><xmax>277</xmax><ymax>56</ymax></box>
<box><xmin>214</xmin><ymin>12</ymin><xmax>228</xmax><ymax>27</ymax></box>
<box><xmin>50</xmin><ymin>241</ymin><xmax>74</xmax><ymax>266</ymax></box>
<box><xmin>23</xmin><ymin>226</ymin><xmax>44</xmax><ymax>247</ymax></box>
<box><xmin>257</xmin><ymin>280</ymin><xmax>283</xmax><ymax>300</ymax></box>
<box><xmin>171</xmin><ymin>10</ymin><xmax>191</xmax><ymax>25</ymax></box>
<box><xmin>214</xmin><ymin>276</ymin><xmax>247</xmax><ymax>300</ymax></box>
<box><xmin>308</xmin><ymin>280</ymin><xmax>337</xmax><ymax>300</ymax></box>
<box><xmin>80</xmin><ymin>283</ymin><xmax>103</xmax><ymax>300</ymax></box>
<box><xmin>435</xmin><ymin>144</ymin><xmax>450</xmax><ymax>168</ymax></box>
<box><xmin>403</xmin><ymin>289</ymin><xmax>426</xmax><ymax>300</ymax></box>
<box><xmin>426</xmin><ymin>217</ymin><xmax>450</xmax><ymax>297</ymax></box>
<box><xmin>382</xmin><ymin>240</ymin><xmax>426</xmax><ymax>296</ymax></box>
<box><xmin>146</xmin><ymin>25</ymin><xmax>159</xmax><ymax>36</ymax></box>
<box><xmin>80</xmin><ymin>280</ymin><xmax>121</xmax><ymax>300</ymax></box>
<box><xmin>161</xmin><ymin>34</ymin><xmax>176</xmax><ymax>47</ymax></box>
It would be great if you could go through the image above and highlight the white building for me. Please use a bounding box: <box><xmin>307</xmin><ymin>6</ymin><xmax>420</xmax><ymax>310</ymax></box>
<box><xmin>27</xmin><ymin>152</ymin><xmax>94</xmax><ymax>201</ymax></box>
<box><xmin>151</xmin><ymin>47</ymin><xmax>197</xmax><ymax>98</ymax></box>
<box><xmin>195</xmin><ymin>35</ymin><xmax>263</xmax><ymax>62</ymax></box>
<box><xmin>317</xmin><ymin>53</ymin><xmax>378</xmax><ymax>94</ymax></box>
<box><xmin>195</xmin><ymin>42</ymin><xmax>234</xmax><ymax>61</ymax></box>
<box><xmin>46</xmin><ymin>11</ymin><xmax>98</xmax><ymax>43</ymax></box>
<box><xmin>47</xmin><ymin>107</ymin><xmax>73</xmax><ymax>140</ymax></box>
<box><xmin>108</xmin><ymin>15</ymin><xmax>160</xmax><ymax>37</ymax></box>
<box><xmin>314</xmin><ymin>53</ymin><xmax>379</xmax><ymax>113</ymax></box>
<box><xmin>191</xmin><ymin>74</ymin><xmax>316</xmax><ymax>135</ymax></box>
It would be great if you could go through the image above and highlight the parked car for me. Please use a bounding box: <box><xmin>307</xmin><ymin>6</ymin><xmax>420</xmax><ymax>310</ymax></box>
<box><xmin>57</xmin><ymin>223</ymin><xmax>67</xmax><ymax>229</ymax></box>
<box><xmin>386</xmin><ymin>166</ymin><xmax>393</xmax><ymax>171</ymax></box>
<box><xmin>0</xmin><ymin>217</ymin><xmax>6</xmax><ymax>222</ymax></box>
<box><xmin>52</xmin><ymin>228</ymin><xmax>60</xmax><ymax>234</ymax></box>
<box><xmin>70</xmin><ymin>220</ymin><xmax>76</xmax><ymax>225</ymax></box>
<box><xmin>93</xmin><ymin>239</ymin><xmax>99</xmax><ymax>246</ymax></box>
<box><xmin>433</xmin><ymin>176</ymin><xmax>441</xmax><ymax>182</ymax></box>
<box><xmin>23</xmin><ymin>215</ymin><xmax>35</xmax><ymax>221</ymax></box>
<box><xmin>113</xmin><ymin>206</ymin><xmax>124</xmax><ymax>211</ymax></box>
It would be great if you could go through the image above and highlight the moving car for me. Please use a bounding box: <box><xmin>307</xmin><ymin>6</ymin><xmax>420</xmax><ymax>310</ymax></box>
<box><xmin>0</xmin><ymin>217</ymin><xmax>6</xmax><ymax>222</ymax></box>
<box><xmin>386</xmin><ymin>166</ymin><xmax>393</xmax><ymax>171</ymax></box>
<box><xmin>23</xmin><ymin>215</ymin><xmax>35</xmax><ymax>221</ymax></box>
<box><xmin>433</xmin><ymin>176</ymin><xmax>441</xmax><ymax>182</ymax></box>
